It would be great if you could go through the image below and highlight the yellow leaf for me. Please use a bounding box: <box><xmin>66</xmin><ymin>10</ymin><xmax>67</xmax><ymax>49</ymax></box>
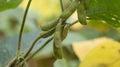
<box><xmin>73</xmin><ymin>37</ymin><xmax>120</xmax><ymax>67</ymax></box>
<box><xmin>72</xmin><ymin>37</ymin><xmax>113</xmax><ymax>61</ymax></box>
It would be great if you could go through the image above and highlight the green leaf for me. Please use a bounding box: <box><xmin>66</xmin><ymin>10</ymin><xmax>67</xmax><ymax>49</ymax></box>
<box><xmin>0</xmin><ymin>0</ymin><xmax>23</xmax><ymax>11</ymax></box>
<box><xmin>86</xmin><ymin>0</ymin><xmax>120</xmax><ymax>27</ymax></box>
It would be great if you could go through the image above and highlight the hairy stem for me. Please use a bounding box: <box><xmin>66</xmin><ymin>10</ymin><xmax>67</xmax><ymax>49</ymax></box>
<box><xmin>26</xmin><ymin>37</ymin><xmax>53</xmax><ymax>61</ymax></box>
<box><xmin>23</xmin><ymin>30</ymin><xmax>54</xmax><ymax>58</ymax></box>
<box><xmin>18</xmin><ymin>0</ymin><xmax>32</xmax><ymax>52</ymax></box>
<box><xmin>69</xmin><ymin>20</ymin><xmax>78</xmax><ymax>27</ymax></box>
<box><xmin>23</xmin><ymin>35</ymin><xmax>42</xmax><ymax>58</ymax></box>
<box><xmin>60</xmin><ymin>0</ymin><xmax>64</xmax><ymax>12</ymax></box>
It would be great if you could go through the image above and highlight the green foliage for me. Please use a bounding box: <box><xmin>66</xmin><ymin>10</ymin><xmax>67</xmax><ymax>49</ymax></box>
<box><xmin>0</xmin><ymin>0</ymin><xmax>23</xmax><ymax>11</ymax></box>
<box><xmin>1</xmin><ymin>0</ymin><xmax>120</xmax><ymax>67</ymax></box>
<box><xmin>86</xmin><ymin>0</ymin><xmax>120</xmax><ymax>27</ymax></box>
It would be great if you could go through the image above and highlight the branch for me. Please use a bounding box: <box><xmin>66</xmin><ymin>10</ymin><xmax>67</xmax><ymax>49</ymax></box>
<box><xmin>26</xmin><ymin>37</ymin><xmax>53</xmax><ymax>61</ymax></box>
<box><xmin>60</xmin><ymin>0</ymin><xmax>64</xmax><ymax>12</ymax></box>
<box><xmin>18</xmin><ymin>0</ymin><xmax>32</xmax><ymax>52</ymax></box>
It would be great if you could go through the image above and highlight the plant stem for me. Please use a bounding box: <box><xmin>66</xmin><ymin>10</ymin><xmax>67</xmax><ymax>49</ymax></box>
<box><xmin>60</xmin><ymin>0</ymin><xmax>64</xmax><ymax>12</ymax></box>
<box><xmin>7</xmin><ymin>57</ymin><xmax>17</xmax><ymax>67</ymax></box>
<box><xmin>18</xmin><ymin>0</ymin><xmax>32</xmax><ymax>52</ymax></box>
<box><xmin>26</xmin><ymin>37</ymin><xmax>53</xmax><ymax>61</ymax></box>
<box><xmin>23</xmin><ymin>30</ymin><xmax>54</xmax><ymax>58</ymax></box>
<box><xmin>68</xmin><ymin>18</ymin><xmax>90</xmax><ymax>27</ymax></box>
<box><xmin>23</xmin><ymin>35</ymin><xmax>42</xmax><ymax>58</ymax></box>
<box><xmin>69</xmin><ymin>20</ymin><xmax>78</xmax><ymax>27</ymax></box>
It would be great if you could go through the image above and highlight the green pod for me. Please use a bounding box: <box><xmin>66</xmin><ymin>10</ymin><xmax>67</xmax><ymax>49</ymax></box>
<box><xmin>53</xmin><ymin>32</ymin><xmax>62</xmax><ymax>59</ymax></box>
<box><xmin>40</xmin><ymin>19</ymin><xmax>59</xmax><ymax>31</ymax></box>
<box><xmin>53</xmin><ymin>21</ymin><xmax>63</xmax><ymax>59</ymax></box>
<box><xmin>60</xmin><ymin>0</ymin><xmax>79</xmax><ymax>21</ymax></box>
<box><xmin>62</xmin><ymin>24</ymin><xmax>69</xmax><ymax>40</ymax></box>
<box><xmin>40</xmin><ymin>28</ymin><xmax>55</xmax><ymax>38</ymax></box>
<box><xmin>62</xmin><ymin>0</ymin><xmax>72</xmax><ymax>10</ymax></box>
<box><xmin>77</xmin><ymin>0</ymin><xmax>87</xmax><ymax>25</ymax></box>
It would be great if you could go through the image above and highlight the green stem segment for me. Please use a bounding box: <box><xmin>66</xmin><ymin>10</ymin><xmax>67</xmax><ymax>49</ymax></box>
<box><xmin>18</xmin><ymin>0</ymin><xmax>32</xmax><ymax>52</ymax></box>
<box><xmin>53</xmin><ymin>19</ymin><xmax>63</xmax><ymax>59</ymax></box>
<box><xmin>24</xmin><ymin>29</ymin><xmax>55</xmax><ymax>58</ymax></box>
<box><xmin>23</xmin><ymin>35</ymin><xmax>42</xmax><ymax>58</ymax></box>
<box><xmin>69</xmin><ymin>20</ymin><xmax>78</xmax><ymax>27</ymax></box>
<box><xmin>60</xmin><ymin>0</ymin><xmax>64</xmax><ymax>12</ymax></box>
<box><xmin>26</xmin><ymin>37</ymin><xmax>53</xmax><ymax>61</ymax></box>
<box><xmin>19</xmin><ymin>37</ymin><xmax>53</xmax><ymax>65</ymax></box>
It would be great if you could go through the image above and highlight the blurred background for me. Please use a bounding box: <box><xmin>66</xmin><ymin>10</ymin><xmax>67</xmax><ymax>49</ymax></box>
<box><xmin>0</xmin><ymin>0</ymin><xmax>120</xmax><ymax>67</ymax></box>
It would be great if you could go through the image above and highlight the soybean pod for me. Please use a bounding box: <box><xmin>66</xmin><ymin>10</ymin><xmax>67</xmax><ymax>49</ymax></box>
<box><xmin>53</xmin><ymin>20</ymin><xmax>63</xmax><ymax>59</ymax></box>
<box><xmin>40</xmin><ymin>18</ymin><xmax>59</xmax><ymax>31</ymax></box>
<box><xmin>62</xmin><ymin>24</ymin><xmax>69</xmax><ymax>40</ymax></box>
<box><xmin>60</xmin><ymin>0</ymin><xmax>79</xmax><ymax>22</ymax></box>
<box><xmin>40</xmin><ymin>28</ymin><xmax>55</xmax><ymax>38</ymax></box>
<box><xmin>77</xmin><ymin>0</ymin><xmax>87</xmax><ymax>25</ymax></box>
